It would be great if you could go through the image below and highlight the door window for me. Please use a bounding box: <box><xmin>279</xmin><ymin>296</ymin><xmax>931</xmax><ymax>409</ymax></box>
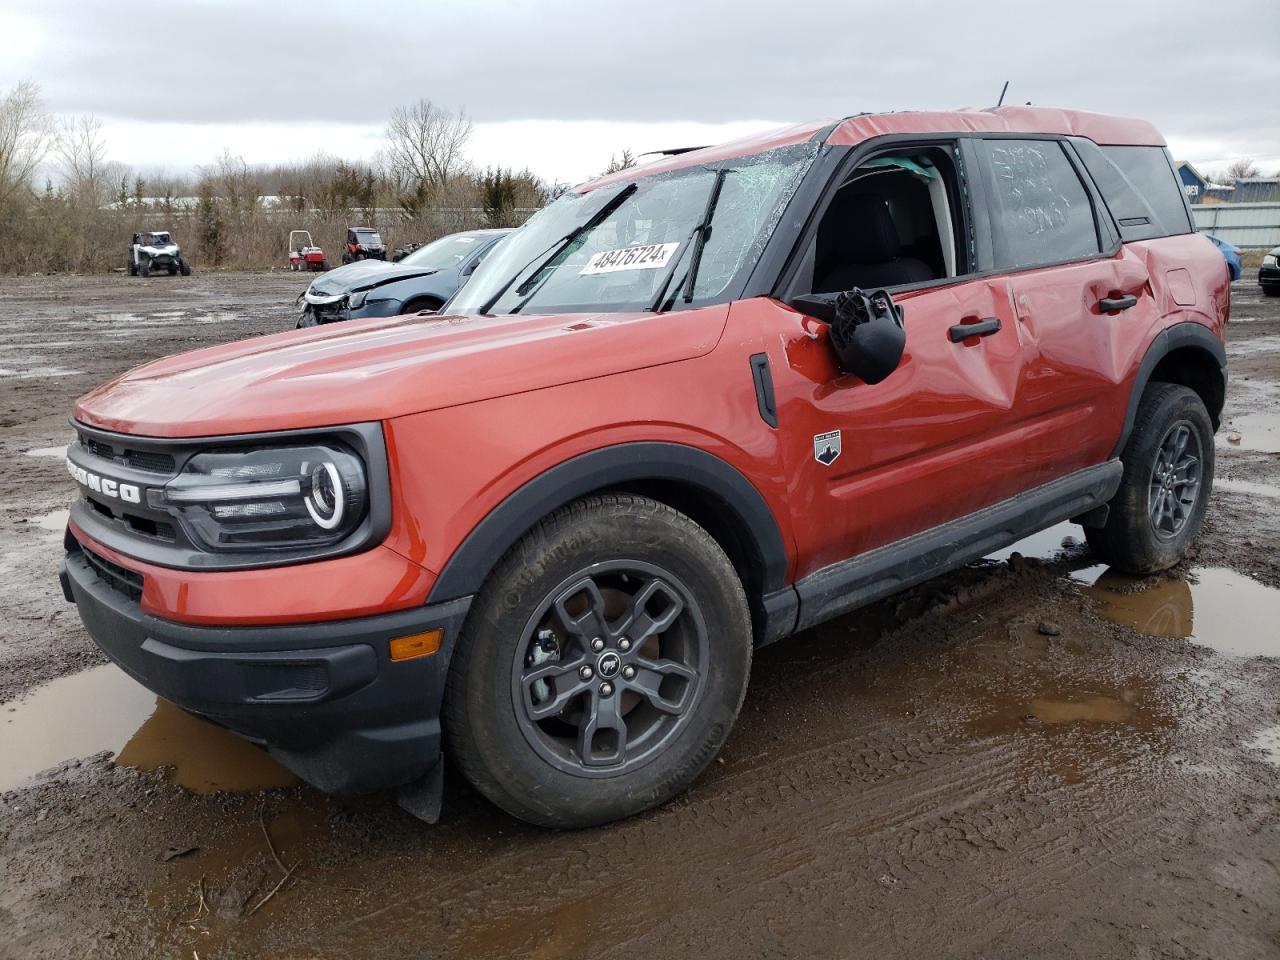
<box><xmin>796</xmin><ymin>144</ymin><xmax>971</xmax><ymax>295</ymax></box>
<box><xmin>978</xmin><ymin>140</ymin><xmax>1101</xmax><ymax>269</ymax></box>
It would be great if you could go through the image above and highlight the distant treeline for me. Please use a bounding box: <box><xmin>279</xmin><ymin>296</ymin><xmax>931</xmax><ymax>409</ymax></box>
<box><xmin>0</xmin><ymin>84</ymin><xmax>639</xmax><ymax>274</ymax></box>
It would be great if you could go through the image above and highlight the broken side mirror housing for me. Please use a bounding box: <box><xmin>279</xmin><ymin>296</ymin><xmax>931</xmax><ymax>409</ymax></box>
<box><xmin>789</xmin><ymin>289</ymin><xmax>906</xmax><ymax>385</ymax></box>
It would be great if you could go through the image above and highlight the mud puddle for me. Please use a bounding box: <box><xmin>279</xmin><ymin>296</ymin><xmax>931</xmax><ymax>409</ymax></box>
<box><xmin>29</xmin><ymin>507</ymin><xmax>69</xmax><ymax>534</ymax></box>
<box><xmin>1221</xmin><ymin>411</ymin><xmax>1280</xmax><ymax>452</ymax></box>
<box><xmin>1088</xmin><ymin>566</ymin><xmax>1280</xmax><ymax>658</ymax></box>
<box><xmin>984</xmin><ymin>520</ymin><xmax>1106</xmax><ymax>583</ymax></box>
<box><xmin>0</xmin><ymin>663</ymin><xmax>296</xmax><ymax>794</ymax></box>
<box><xmin>1247</xmin><ymin>725</ymin><xmax>1280</xmax><ymax>766</ymax></box>
<box><xmin>1216</xmin><ymin>477</ymin><xmax>1280</xmax><ymax>499</ymax></box>
<box><xmin>23</xmin><ymin>445</ymin><xmax>68</xmax><ymax>458</ymax></box>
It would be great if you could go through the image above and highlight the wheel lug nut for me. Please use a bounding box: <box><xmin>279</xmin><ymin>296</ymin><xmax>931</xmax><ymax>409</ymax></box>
<box><xmin>579</xmin><ymin>665</ymin><xmax>594</xmax><ymax>681</ymax></box>
<box><xmin>591</xmin><ymin>638</ymin><xmax>605</xmax><ymax>652</ymax></box>
<box><xmin>622</xmin><ymin>665</ymin><xmax>636</xmax><ymax>680</ymax></box>
<box><xmin>618</xmin><ymin>639</ymin><xmax>631</xmax><ymax>651</ymax></box>
<box><xmin>599</xmin><ymin>681</ymin><xmax>614</xmax><ymax>697</ymax></box>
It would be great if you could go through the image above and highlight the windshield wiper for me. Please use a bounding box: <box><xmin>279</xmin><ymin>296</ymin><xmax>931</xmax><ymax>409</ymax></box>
<box><xmin>647</xmin><ymin>169</ymin><xmax>729</xmax><ymax>312</ymax></box>
<box><xmin>478</xmin><ymin>181</ymin><xmax>637</xmax><ymax>315</ymax></box>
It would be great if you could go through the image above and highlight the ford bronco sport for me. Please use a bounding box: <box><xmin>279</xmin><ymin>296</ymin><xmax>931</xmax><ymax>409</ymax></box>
<box><xmin>61</xmin><ymin>107</ymin><xmax>1227</xmax><ymax>828</ymax></box>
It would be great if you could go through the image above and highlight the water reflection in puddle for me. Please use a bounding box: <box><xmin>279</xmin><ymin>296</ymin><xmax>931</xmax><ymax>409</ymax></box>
<box><xmin>1216</xmin><ymin>478</ymin><xmax>1280</xmax><ymax>499</ymax></box>
<box><xmin>984</xmin><ymin>521</ymin><xmax>1106</xmax><ymax>583</ymax></box>
<box><xmin>0</xmin><ymin>664</ymin><xmax>296</xmax><ymax>794</ymax></box>
<box><xmin>1028</xmin><ymin>694</ymin><xmax>1136</xmax><ymax>724</ymax></box>
<box><xmin>1247</xmin><ymin>725</ymin><xmax>1280</xmax><ymax>767</ymax></box>
<box><xmin>1088</xmin><ymin>567</ymin><xmax>1280</xmax><ymax>658</ymax></box>
<box><xmin>1221</xmin><ymin>412</ymin><xmax>1280</xmax><ymax>453</ymax></box>
<box><xmin>31</xmin><ymin>508</ymin><xmax>69</xmax><ymax>534</ymax></box>
<box><xmin>23</xmin><ymin>445</ymin><xmax>68</xmax><ymax>459</ymax></box>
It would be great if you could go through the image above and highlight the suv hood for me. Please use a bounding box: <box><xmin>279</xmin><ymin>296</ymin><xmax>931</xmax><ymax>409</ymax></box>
<box><xmin>75</xmin><ymin>307</ymin><xmax>729</xmax><ymax>437</ymax></box>
<box><xmin>308</xmin><ymin>259</ymin><xmax>438</xmax><ymax>297</ymax></box>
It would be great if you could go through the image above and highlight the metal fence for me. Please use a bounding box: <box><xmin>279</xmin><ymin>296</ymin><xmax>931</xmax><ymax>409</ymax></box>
<box><xmin>1192</xmin><ymin>203</ymin><xmax>1280</xmax><ymax>250</ymax></box>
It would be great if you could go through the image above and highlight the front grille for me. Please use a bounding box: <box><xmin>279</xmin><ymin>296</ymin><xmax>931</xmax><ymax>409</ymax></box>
<box><xmin>77</xmin><ymin>541</ymin><xmax>144</xmax><ymax>603</ymax></box>
<box><xmin>79</xmin><ymin>435</ymin><xmax>175</xmax><ymax>474</ymax></box>
<box><xmin>125</xmin><ymin>450</ymin><xmax>175</xmax><ymax>473</ymax></box>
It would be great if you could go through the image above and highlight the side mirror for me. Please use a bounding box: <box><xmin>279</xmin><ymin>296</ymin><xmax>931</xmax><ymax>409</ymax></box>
<box><xmin>790</xmin><ymin>289</ymin><xmax>905</xmax><ymax>385</ymax></box>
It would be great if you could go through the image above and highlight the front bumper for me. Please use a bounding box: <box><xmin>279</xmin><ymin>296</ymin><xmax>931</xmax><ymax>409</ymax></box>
<box><xmin>1260</xmin><ymin>265</ymin><xmax>1280</xmax><ymax>289</ymax></box>
<box><xmin>60</xmin><ymin>538</ymin><xmax>470</xmax><ymax>795</ymax></box>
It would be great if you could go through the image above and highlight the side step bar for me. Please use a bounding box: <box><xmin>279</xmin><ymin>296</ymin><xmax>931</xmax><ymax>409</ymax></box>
<box><xmin>790</xmin><ymin>460</ymin><xmax>1122</xmax><ymax>633</ymax></box>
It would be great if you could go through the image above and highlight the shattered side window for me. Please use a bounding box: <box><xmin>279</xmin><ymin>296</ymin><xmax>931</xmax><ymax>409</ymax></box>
<box><xmin>979</xmin><ymin>140</ymin><xmax>1100</xmax><ymax>269</ymax></box>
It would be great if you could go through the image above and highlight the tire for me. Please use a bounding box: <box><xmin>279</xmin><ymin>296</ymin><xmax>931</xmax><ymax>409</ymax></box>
<box><xmin>320</xmin><ymin>260</ymin><xmax>329</xmax><ymax>271</ymax></box>
<box><xmin>1263</xmin><ymin>286</ymin><xmax>1280</xmax><ymax>298</ymax></box>
<box><xmin>139</xmin><ymin>259</ymin><xmax>150</xmax><ymax>278</ymax></box>
<box><xmin>179</xmin><ymin>259</ymin><xmax>191</xmax><ymax>277</ymax></box>
<box><xmin>1085</xmin><ymin>383</ymin><xmax>1214</xmax><ymax>573</ymax></box>
<box><xmin>444</xmin><ymin>494</ymin><xmax>752</xmax><ymax>828</ymax></box>
<box><xmin>402</xmin><ymin>297</ymin><xmax>443</xmax><ymax>315</ymax></box>
<box><xmin>167</xmin><ymin>264</ymin><xmax>177</xmax><ymax>276</ymax></box>
<box><xmin>127</xmin><ymin>258</ymin><xmax>137</xmax><ymax>277</ymax></box>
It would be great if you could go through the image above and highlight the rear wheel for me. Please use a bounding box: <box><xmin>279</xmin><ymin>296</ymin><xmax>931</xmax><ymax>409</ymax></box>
<box><xmin>445</xmin><ymin>494</ymin><xmax>752</xmax><ymax>828</ymax></box>
<box><xmin>1086</xmin><ymin>383</ymin><xmax>1213</xmax><ymax>573</ymax></box>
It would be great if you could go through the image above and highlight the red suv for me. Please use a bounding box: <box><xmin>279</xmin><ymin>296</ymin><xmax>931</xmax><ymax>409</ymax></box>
<box><xmin>60</xmin><ymin>107</ymin><xmax>1227</xmax><ymax>828</ymax></box>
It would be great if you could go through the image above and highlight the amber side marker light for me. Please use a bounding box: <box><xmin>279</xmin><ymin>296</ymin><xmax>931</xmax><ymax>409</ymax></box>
<box><xmin>389</xmin><ymin>629</ymin><xmax>443</xmax><ymax>662</ymax></box>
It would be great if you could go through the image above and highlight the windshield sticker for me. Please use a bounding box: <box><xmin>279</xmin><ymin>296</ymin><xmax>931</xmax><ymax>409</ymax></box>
<box><xmin>579</xmin><ymin>242</ymin><xmax>679</xmax><ymax>275</ymax></box>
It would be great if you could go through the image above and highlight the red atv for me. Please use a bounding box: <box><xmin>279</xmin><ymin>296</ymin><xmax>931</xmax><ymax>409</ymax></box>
<box><xmin>341</xmin><ymin>227</ymin><xmax>387</xmax><ymax>264</ymax></box>
<box><xmin>287</xmin><ymin>230</ymin><xmax>327</xmax><ymax>272</ymax></box>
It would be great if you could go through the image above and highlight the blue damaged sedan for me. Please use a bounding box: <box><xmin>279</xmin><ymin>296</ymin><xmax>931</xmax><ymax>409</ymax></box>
<box><xmin>297</xmin><ymin>228</ymin><xmax>510</xmax><ymax>327</ymax></box>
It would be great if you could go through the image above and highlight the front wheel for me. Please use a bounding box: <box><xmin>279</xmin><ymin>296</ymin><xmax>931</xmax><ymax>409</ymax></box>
<box><xmin>445</xmin><ymin>494</ymin><xmax>752</xmax><ymax>828</ymax></box>
<box><xmin>1086</xmin><ymin>383</ymin><xmax>1213</xmax><ymax>573</ymax></box>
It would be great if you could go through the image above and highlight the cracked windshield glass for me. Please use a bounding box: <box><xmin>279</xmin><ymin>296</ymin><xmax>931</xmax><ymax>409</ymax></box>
<box><xmin>450</xmin><ymin>143</ymin><xmax>816</xmax><ymax>315</ymax></box>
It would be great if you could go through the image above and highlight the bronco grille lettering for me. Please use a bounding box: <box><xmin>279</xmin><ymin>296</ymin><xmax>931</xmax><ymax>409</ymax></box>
<box><xmin>66</xmin><ymin>458</ymin><xmax>142</xmax><ymax>503</ymax></box>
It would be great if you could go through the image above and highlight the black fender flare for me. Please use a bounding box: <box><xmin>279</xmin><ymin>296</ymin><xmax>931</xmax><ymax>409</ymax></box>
<box><xmin>1111</xmin><ymin>321</ymin><xmax>1227</xmax><ymax>459</ymax></box>
<box><xmin>425</xmin><ymin>442</ymin><xmax>789</xmax><ymax>603</ymax></box>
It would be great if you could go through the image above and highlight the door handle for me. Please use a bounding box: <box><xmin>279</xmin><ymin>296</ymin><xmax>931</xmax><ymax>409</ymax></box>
<box><xmin>948</xmin><ymin>317</ymin><xmax>1001</xmax><ymax>343</ymax></box>
<box><xmin>1099</xmin><ymin>294</ymin><xmax>1139</xmax><ymax>312</ymax></box>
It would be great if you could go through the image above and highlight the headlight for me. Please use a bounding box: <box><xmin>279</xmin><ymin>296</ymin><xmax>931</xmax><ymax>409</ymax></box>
<box><xmin>154</xmin><ymin>444</ymin><xmax>368</xmax><ymax>552</ymax></box>
<box><xmin>348</xmin><ymin>290</ymin><xmax>368</xmax><ymax>309</ymax></box>
<box><xmin>1265</xmin><ymin>255</ymin><xmax>1278</xmax><ymax>268</ymax></box>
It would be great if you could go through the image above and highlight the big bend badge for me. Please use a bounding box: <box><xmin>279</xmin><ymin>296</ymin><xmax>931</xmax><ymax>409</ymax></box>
<box><xmin>813</xmin><ymin>430</ymin><xmax>841</xmax><ymax>466</ymax></box>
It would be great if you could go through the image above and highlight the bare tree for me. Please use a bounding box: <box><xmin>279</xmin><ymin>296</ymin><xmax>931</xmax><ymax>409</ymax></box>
<box><xmin>56</xmin><ymin>114</ymin><xmax>108</xmax><ymax>197</ymax></box>
<box><xmin>600</xmin><ymin>149</ymin><xmax>636</xmax><ymax>176</ymax></box>
<box><xmin>385</xmin><ymin>99</ymin><xmax>472</xmax><ymax>192</ymax></box>
<box><xmin>1225</xmin><ymin>158</ymin><xmax>1260</xmax><ymax>181</ymax></box>
<box><xmin>0</xmin><ymin>81</ymin><xmax>52</xmax><ymax>211</ymax></box>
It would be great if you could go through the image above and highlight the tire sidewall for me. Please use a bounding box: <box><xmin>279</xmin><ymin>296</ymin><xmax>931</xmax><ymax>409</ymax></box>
<box><xmin>447</xmin><ymin>499</ymin><xmax>751</xmax><ymax>827</ymax></box>
<box><xmin>1114</xmin><ymin>385</ymin><xmax>1214</xmax><ymax>570</ymax></box>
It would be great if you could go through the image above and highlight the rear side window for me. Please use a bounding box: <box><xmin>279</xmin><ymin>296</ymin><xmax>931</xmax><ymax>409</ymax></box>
<box><xmin>1071</xmin><ymin>141</ymin><xmax>1192</xmax><ymax>241</ymax></box>
<box><xmin>977</xmin><ymin>140</ymin><xmax>1100</xmax><ymax>269</ymax></box>
<box><xmin>1099</xmin><ymin>146</ymin><xmax>1193</xmax><ymax>237</ymax></box>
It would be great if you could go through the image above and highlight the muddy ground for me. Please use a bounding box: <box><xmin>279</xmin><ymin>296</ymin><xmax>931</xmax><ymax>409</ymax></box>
<box><xmin>1</xmin><ymin>271</ymin><xmax>1278</xmax><ymax>959</ymax></box>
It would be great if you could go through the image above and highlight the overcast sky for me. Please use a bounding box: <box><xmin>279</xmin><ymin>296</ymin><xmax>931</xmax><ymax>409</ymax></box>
<box><xmin>4</xmin><ymin>0</ymin><xmax>1278</xmax><ymax>185</ymax></box>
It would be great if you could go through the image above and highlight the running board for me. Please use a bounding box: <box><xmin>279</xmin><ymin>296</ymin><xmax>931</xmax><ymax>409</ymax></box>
<box><xmin>792</xmin><ymin>460</ymin><xmax>1122</xmax><ymax>632</ymax></box>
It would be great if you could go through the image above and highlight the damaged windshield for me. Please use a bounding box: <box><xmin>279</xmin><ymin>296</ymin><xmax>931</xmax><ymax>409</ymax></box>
<box><xmin>449</xmin><ymin>141</ymin><xmax>817</xmax><ymax>315</ymax></box>
<box><xmin>401</xmin><ymin>233</ymin><xmax>491</xmax><ymax>270</ymax></box>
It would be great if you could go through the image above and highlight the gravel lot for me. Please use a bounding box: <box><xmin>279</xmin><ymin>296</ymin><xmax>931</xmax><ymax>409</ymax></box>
<box><xmin>1</xmin><ymin>271</ymin><xmax>1278</xmax><ymax>959</ymax></box>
